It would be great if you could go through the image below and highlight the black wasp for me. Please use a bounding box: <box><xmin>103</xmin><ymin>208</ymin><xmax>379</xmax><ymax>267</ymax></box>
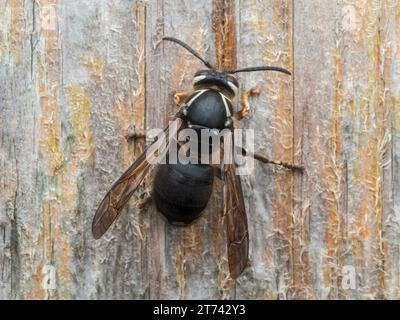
<box><xmin>92</xmin><ymin>37</ymin><xmax>303</xmax><ymax>279</ymax></box>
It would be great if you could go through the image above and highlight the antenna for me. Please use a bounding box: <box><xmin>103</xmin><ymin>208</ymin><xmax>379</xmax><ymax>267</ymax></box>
<box><xmin>229</xmin><ymin>66</ymin><xmax>291</xmax><ymax>75</ymax></box>
<box><xmin>162</xmin><ymin>37</ymin><xmax>215</xmax><ymax>69</ymax></box>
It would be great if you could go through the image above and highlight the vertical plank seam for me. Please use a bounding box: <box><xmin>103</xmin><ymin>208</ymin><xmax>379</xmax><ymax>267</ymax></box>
<box><xmin>291</xmin><ymin>0</ymin><xmax>296</xmax><ymax>297</ymax></box>
<box><xmin>144</xmin><ymin>2</ymin><xmax>149</xmax><ymax>299</ymax></box>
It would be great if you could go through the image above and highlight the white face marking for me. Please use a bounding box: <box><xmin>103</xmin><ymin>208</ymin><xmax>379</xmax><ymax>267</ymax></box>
<box><xmin>192</xmin><ymin>75</ymin><xmax>207</xmax><ymax>85</ymax></box>
<box><xmin>227</xmin><ymin>81</ymin><xmax>239</xmax><ymax>96</ymax></box>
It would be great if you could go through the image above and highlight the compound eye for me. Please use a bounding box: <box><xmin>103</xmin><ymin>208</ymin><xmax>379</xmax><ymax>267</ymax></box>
<box><xmin>227</xmin><ymin>80</ymin><xmax>239</xmax><ymax>96</ymax></box>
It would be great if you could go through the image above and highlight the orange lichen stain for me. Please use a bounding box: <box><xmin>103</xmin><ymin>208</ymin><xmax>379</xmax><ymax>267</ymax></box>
<box><xmin>347</xmin><ymin>98</ymin><xmax>356</xmax><ymax>117</ymax></box>
<box><xmin>84</xmin><ymin>55</ymin><xmax>105</xmax><ymax>83</ymax></box>
<box><xmin>66</xmin><ymin>85</ymin><xmax>93</xmax><ymax>163</ymax></box>
<box><xmin>349</xmin><ymin>93</ymin><xmax>361</xmax><ymax>187</ymax></box>
<box><xmin>56</xmin><ymin>87</ymin><xmax>93</xmax><ymax>295</ymax></box>
<box><xmin>213</xmin><ymin>0</ymin><xmax>236</xmax><ymax>70</ymax></box>
<box><xmin>24</xmin><ymin>263</ymin><xmax>46</xmax><ymax>300</ymax></box>
<box><xmin>321</xmin><ymin>36</ymin><xmax>345</xmax><ymax>298</ymax></box>
<box><xmin>269</xmin><ymin>1</ymin><xmax>295</xmax><ymax>297</ymax></box>
<box><xmin>262</xmin><ymin>246</ymin><xmax>274</xmax><ymax>264</ymax></box>
<box><xmin>37</xmin><ymin>0</ymin><xmax>63</xmax><ymax>176</ymax></box>
<box><xmin>51</xmin><ymin>85</ymin><xmax>94</xmax><ymax>299</ymax></box>
<box><xmin>133</xmin><ymin>75</ymin><xmax>145</xmax><ymax>131</ymax></box>
<box><xmin>396</xmin><ymin>3</ymin><xmax>400</xmax><ymax>61</ymax></box>
<box><xmin>57</xmin><ymin>235</ymin><xmax>72</xmax><ymax>299</ymax></box>
<box><xmin>182</xmin><ymin>223</ymin><xmax>203</xmax><ymax>257</ymax></box>
<box><xmin>61</xmin><ymin>85</ymin><xmax>94</xmax><ymax>205</ymax></box>
<box><xmin>348</xmin><ymin>1</ymin><xmax>386</xmax><ymax>297</ymax></box>
<box><xmin>36</xmin><ymin>0</ymin><xmax>73</xmax><ymax>299</ymax></box>
<box><xmin>352</xmin><ymin>137</ymin><xmax>385</xmax><ymax>295</ymax></box>
<box><xmin>271</xmin><ymin>85</ymin><xmax>293</xmax><ymax>242</ymax></box>
<box><xmin>9</xmin><ymin>0</ymin><xmax>24</xmax><ymax>64</ymax></box>
<box><xmin>38</xmin><ymin>93</ymin><xmax>64</xmax><ymax>175</ymax></box>
<box><xmin>271</xmin><ymin>96</ymin><xmax>294</xmax><ymax>295</ymax></box>
<box><xmin>257</xmin><ymin>289</ymin><xmax>275</xmax><ymax>300</ymax></box>
<box><xmin>173</xmin><ymin>245</ymin><xmax>186</xmax><ymax>299</ymax></box>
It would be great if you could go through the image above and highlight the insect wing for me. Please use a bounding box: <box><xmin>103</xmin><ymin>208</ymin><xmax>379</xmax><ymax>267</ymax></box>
<box><xmin>223</xmin><ymin>132</ymin><xmax>249</xmax><ymax>279</ymax></box>
<box><xmin>92</xmin><ymin>117</ymin><xmax>183</xmax><ymax>239</ymax></box>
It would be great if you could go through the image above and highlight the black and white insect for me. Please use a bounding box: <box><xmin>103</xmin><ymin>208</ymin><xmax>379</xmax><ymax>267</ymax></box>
<box><xmin>92</xmin><ymin>37</ymin><xmax>303</xmax><ymax>279</ymax></box>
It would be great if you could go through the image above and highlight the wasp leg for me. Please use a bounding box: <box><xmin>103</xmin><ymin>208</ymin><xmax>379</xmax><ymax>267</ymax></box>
<box><xmin>238</xmin><ymin>147</ymin><xmax>304</xmax><ymax>172</ymax></box>
<box><xmin>253</xmin><ymin>152</ymin><xmax>304</xmax><ymax>172</ymax></box>
<box><xmin>235</xmin><ymin>86</ymin><xmax>261</xmax><ymax>120</ymax></box>
<box><xmin>174</xmin><ymin>91</ymin><xmax>190</xmax><ymax>107</ymax></box>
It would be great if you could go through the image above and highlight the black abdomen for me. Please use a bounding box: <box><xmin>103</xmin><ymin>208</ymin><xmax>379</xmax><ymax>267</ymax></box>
<box><xmin>153</xmin><ymin>161</ymin><xmax>214</xmax><ymax>225</ymax></box>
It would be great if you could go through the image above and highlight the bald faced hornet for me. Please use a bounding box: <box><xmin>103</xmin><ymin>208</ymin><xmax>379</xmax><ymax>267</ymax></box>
<box><xmin>92</xmin><ymin>37</ymin><xmax>303</xmax><ymax>279</ymax></box>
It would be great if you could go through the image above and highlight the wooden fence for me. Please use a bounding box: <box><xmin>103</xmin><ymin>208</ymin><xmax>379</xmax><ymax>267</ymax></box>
<box><xmin>0</xmin><ymin>0</ymin><xmax>399</xmax><ymax>299</ymax></box>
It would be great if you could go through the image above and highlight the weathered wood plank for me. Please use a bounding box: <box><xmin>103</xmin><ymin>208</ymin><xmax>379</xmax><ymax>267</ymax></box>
<box><xmin>1</xmin><ymin>0</ymin><xmax>37</xmax><ymax>299</ymax></box>
<box><xmin>1</xmin><ymin>0</ymin><xmax>400</xmax><ymax>300</ymax></box>
<box><xmin>294</xmin><ymin>0</ymin><xmax>400</xmax><ymax>299</ymax></box>
<box><xmin>294</xmin><ymin>0</ymin><xmax>345</xmax><ymax>299</ymax></box>
<box><xmin>1</xmin><ymin>0</ymin><xmax>148</xmax><ymax>299</ymax></box>
<box><xmin>235</xmin><ymin>0</ymin><xmax>294</xmax><ymax>299</ymax></box>
<box><xmin>62</xmin><ymin>0</ymin><xmax>148</xmax><ymax>299</ymax></box>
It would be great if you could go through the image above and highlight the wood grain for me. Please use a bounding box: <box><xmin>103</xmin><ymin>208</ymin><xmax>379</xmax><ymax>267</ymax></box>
<box><xmin>0</xmin><ymin>0</ymin><xmax>399</xmax><ymax>299</ymax></box>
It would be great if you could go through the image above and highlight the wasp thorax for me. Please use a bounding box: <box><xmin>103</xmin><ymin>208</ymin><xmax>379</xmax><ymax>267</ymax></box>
<box><xmin>184</xmin><ymin>87</ymin><xmax>233</xmax><ymax>132</ymax></box>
